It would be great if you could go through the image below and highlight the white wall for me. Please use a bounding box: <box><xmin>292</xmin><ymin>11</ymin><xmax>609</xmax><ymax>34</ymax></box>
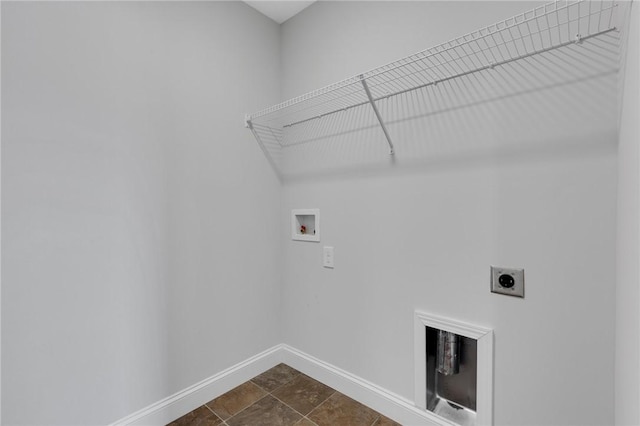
<box><xmin>1</xmin><ymin>3</ymin><xmax>3</xmax><ymax>421</ymax></box>
<box><xmin>280</xmin><ymin>2</ymin><xmax>618</xmax><ymax>425</ymax></box>
<box><xmin>615</xmin><ymin>2</ymin><xmax>640</xmax><ymax>425</ymax></box>
<box><xmin>1</xmin><ymin>2</ymin><xmax>281</xmax><ymax>424</ymax></box>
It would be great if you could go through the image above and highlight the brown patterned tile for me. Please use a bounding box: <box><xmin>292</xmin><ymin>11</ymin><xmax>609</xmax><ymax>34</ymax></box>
<box><xmin>272</xmin><ymin>374</ymin><xmax>336</xmax><ymax>415</ymax></box>
<box><xmin>294</xmin><ymin>418</ymin><xmax>318</xmax><ymax>426</ymax></box>
<box><xmin>372</xmin><ymin>414</ymin><xmax>403</xmax><ymax>426</ymax></box>
<box><xmin>251</xmin><ymin>363</ymin><xmax>301</xmax><ymax>392</ymax></box>
<box><xmin>206</xmin><ymin>381</ymin><xmax>267</xmax><ymax>420</ymax></box>
<box><xmin>226</xmin><ymin>395</ymin><xmax>302</xmax><ymax>426</ymax></box>
<box><xmin>308</xmin><ymin>393</ymin><xmax>380</xmax><ymax>426</ymax></box>
<box><xmin>167</xmin><ymin>405</ymin><xmax>223</xmax><ymax>426</ymax></box>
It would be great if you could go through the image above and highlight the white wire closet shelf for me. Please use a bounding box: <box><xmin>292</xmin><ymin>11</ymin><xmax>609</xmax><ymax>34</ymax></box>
<box><xmin>245</xmin><ymin>0</ymin><xmax>619</xmax><ymax>178</ymax></box>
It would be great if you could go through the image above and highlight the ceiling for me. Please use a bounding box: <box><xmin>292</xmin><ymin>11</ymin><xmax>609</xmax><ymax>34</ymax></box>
<box><xmin>244</xmin><ymin>1</ymin><xmax>316</xmax><ymax>24</ymax></box>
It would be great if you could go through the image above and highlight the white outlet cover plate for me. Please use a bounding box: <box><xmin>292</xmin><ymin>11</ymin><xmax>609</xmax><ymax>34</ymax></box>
<box><xmin>491</xmin><ymin>266</ymin><xmax>524</xmax><ymax>298</ymax></box>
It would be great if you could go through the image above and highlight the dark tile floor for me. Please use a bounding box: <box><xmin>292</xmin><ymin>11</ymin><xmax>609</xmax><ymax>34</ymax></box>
<box><xmin>167</xmin><ymin>363</ymin><xmax>402</xmax><ymax>426</ymax></box>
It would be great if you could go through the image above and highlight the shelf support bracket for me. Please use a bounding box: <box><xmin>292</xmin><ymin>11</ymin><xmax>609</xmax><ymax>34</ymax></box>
<box><xmin>360</xmin><ymin>75</ymin><xmax>395</xmax><ymax>155</ymax></box>
<box><xmin>244</xmin><ymin>115</ymin><xmax>282</xmax><ymax>181</ymax></box>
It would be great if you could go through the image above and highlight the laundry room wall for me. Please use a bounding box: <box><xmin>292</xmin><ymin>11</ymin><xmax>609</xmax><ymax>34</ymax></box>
<box><xmin>615</xmin><ymin>1</ymin><xmax>640</xmax><ymax>424</ymax></box>
<box><xmin>1</xmin><ymin>2</ymin><xmax>282</xmax><ymax>424</ymax></box>
<box><xmin>279</xmin><ymin>2</ymin><xmax>618</xmax><ymax>425</ymax></box>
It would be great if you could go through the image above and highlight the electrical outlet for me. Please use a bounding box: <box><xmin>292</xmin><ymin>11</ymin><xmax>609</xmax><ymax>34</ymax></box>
<box><xmin>323</xmin><ymin>246</ymin><xmax>334</xmax><ymax>268</ymax></box>
<box><xmin>491</xmin><ymin>266</ymin><xmax>524</xmax><ymax>298</ymax></box>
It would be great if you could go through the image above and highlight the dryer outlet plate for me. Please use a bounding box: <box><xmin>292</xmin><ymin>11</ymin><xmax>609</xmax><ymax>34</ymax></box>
<box><xmin>491</xmin><ymin>266</ymin><xmax>524</xmax><ymax>298</ymax></box>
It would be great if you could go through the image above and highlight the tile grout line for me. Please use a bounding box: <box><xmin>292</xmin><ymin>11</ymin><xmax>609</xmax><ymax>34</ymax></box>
<box><xmin>369</xmin><ymin>414</ymin><xmax>382</xmax><ymax>426</ymax></box>
<box><xmin>265</xmin><ymin>369</ymin><xmax>339</xmax><ymax>425</ymax></box>
<box><xmin>269</xmin><ymin>392</ymin><xmax>315</xmax><ymax>423</ymax></box>
<box><xmin>203</xmin><ymin>381</ymin><xmax>269</xmax><ymax>422</ymax></box>
<box><xmin>218</xmin><ymin>390</ymin><xmax>272</xmax><ymax>425</ymax></box>
<box><xmin>304</xmin><ymin>390</ymin><xmax>338</xmax><ymax>423</ymax></box>
<box><xmin>201</xmin><ymin>404</ymin><xmax>226</xmax><ymax>424</ymax></box>
<box><xmin>250</xmin><ymin>378</ymin><xmax>276</xmax><ymax>394</ymax></box>
<box><xmin>250</xmin><ymin>364</ymin><xmax>302</xmax><ymax>394</ymax></box>
<box><xmin>264</xmin><ymin>369</ymin><xmax>310</xmax><ymax>423</ymax></box>
<box><xmin>266</xmin><ymin>371</ymin><xmax>335</xmax><ymax>426</ymax></box>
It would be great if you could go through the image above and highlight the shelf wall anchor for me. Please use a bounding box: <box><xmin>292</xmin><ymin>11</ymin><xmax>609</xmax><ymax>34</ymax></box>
<box><xmin>359</xmin><ymin>75</ymin><xmax>395</xmax><ymax>155</ymax></box>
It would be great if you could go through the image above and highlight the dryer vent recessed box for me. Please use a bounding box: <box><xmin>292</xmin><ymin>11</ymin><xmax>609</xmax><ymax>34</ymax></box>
<box><xmin>292</xmin><ymin>209</ymin><xmax>319</xmax><ymax>242</ymax></box>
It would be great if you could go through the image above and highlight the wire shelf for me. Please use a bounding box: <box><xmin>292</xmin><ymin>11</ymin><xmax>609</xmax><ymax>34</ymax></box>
<box><xmin>246</xmin><ymin>0</ymin><xmax>619</xmax><ymax>177</ymax></box>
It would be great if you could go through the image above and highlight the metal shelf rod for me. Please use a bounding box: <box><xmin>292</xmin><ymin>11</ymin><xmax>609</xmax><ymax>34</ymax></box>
<box><xmin>360</xmin><ymin>75</ymin><xmax>395</xmax><ymax>155</ymax></box>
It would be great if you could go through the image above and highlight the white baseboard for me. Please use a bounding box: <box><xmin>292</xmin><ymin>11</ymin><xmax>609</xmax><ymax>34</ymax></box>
<box><xmin>110</xmin><ymin>344</ymin><xmax>442</xmax><ymax>426</ymax></box>
<box><xmin>109</xmin><ymin>345</ymin><xmax>285</xmax><ymax>426</ymax></box>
